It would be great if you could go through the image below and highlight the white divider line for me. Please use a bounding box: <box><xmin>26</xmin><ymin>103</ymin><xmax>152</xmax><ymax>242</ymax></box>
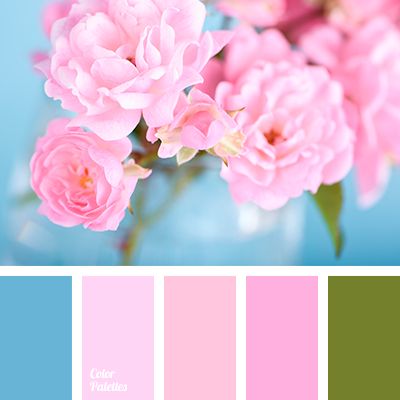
<box><xmin>72</xmin><ymin>275</ymin><xmax>83</xmax><ymax>400</ymax></box>
<box><xmin>4</xmin><ymin>266</ymin><xmax>400</xmax><ymax>278</ymax></box>
<box><xmin>154</xmin><ymin>274</ymin><xmax>164</xmax><ymax>400</ymax></box>
<box><xmin>318</xmin><ymin>274</ymin><xmax>328</xmax><ymax>400</ymax></box>
<box><xmin>236</xmin><ymin>274</ymin><xmax>246</xmax><ymax>400</ymax></box>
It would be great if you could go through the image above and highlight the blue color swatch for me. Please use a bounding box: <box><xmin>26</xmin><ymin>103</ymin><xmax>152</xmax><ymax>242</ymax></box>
<box><xmin>0</xmin><ymin>277</ymin><xmax>72</xmax><ymax>399</ymax></box>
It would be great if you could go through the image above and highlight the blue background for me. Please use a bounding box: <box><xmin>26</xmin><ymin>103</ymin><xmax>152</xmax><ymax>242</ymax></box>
<box><xmin>2</xmin><ymin>1</ymin><xmax>400</xmax><ymax>265</ymax></box>
<box><xmin>0</xmin><ymin>277</ymin><xmax>72</xmax><ymax>399</ymax></box>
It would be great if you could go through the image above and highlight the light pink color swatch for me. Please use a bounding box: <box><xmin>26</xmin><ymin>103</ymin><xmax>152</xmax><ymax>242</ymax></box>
<box><xmin>247</xmin><ymin>277</ymin><xmax>318</xmax><ymax>400</ymax></box>
<box><xmin>164</xmin><ymin>277</ymin><xmax>236</xmax><ymax>400</ymax></box>
<box><xmin>83</xmin><ymin>277</ymin><xmax>154</xmax><ymax>400</ymax></box>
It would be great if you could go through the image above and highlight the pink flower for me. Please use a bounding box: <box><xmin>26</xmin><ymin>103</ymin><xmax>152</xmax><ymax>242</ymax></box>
<box><xmin>37</xmin><ymin>0</ymin><xmax>231</xmax><ymax>140</ymax></box>
<box><xmin>42</xmin><ymin>0</ymin><xmax>76</xmax><ymax>37</ymax></box>
<box><xmin>280</xmin><ymin>0</ymin><xmax>318</xmax><ymax>26</ymax></box>
<box><xmin>147</xmin><ymin>88</ymin><xmax>243</xmax><ymax>163</ymax></box>
<box><xmin>217</xmin><ymin>0</ymin><xmax>286</xmax><ymax>27</ymax></box>
<box><xmin>30</xmin><ymin>118</ymin><xmax>150</xmax><ymax>231</ymax></box>
<box><xmin>300</xmin><ymin>18</ymin><xmax>400</xmax><ymax>206</ymax></box>
<box><xmin>327</xmin><ymin>0</ymin><xmax>400</xmax><ymax>31</ymax></box>
<box><xmin>216</xmin><ymin>0</ymin><xmax>317</xmax><ymax>28</ymax></box>
<box><xmin>298</xmin><ymin>21</ymin><xmax>344</xmax><ymax>70</ymax></box>
<box><xmin>213</xmin><ymin>27</ymin><xmax>354</xmax><ymax>210</ymax></box>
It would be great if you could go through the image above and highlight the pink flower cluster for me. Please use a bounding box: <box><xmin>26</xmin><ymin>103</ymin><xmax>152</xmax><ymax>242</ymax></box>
<box><xmin>298</xmin><ymin>3</ymin><xmax>400</xmax><ymax>206</ymax></box>
<box><xmin>30</xmin><ymin>0</ymin><xmax>400</xmax><ymax>232</ymax></box>
<box><xmin>32</xmin><ymin>0</ymin><xmax>234</xmax><ymax>231</ymax></box>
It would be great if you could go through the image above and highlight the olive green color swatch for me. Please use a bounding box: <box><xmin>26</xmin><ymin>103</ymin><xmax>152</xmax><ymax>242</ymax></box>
<box><xmin>329</xmin><ymin>277</ymin><xmax>400</xmax><ymax>400</ymax></box>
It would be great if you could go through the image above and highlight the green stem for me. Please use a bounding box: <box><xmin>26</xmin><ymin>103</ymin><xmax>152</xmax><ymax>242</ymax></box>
<box><xmin>121</xmin><ymin>183</ymin><xmax>146</xmax><ymax>266</ymax></box>
<box><xmin>121</xmin><ymin>165</ymin><xmax>204</xmax><ymax>265</ymax></box>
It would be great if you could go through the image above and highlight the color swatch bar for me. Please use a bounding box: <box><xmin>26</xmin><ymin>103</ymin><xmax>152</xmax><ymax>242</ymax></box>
<box><xmin>164</xmin><ymin>276</ymin><xmax>236</xmax><ymax>400</ymax></box>
<box><xmin>82</xmin><ymin>277</ymin><xmax>154</xmax><ymax>400</ymax></box>
<box><xmin>0</xmin><ymin>277</ymin><xmax>72</xmax><ymax>400</ymax></box>
<box><xmin>247</xmin><ymin>277</ymin><xmax>318</xmax><ymax>400</ymax></box>
<box><xmin>329</xmin><ymin>276</ymin><xmax>400</xmax><ymax>400</ymax></box>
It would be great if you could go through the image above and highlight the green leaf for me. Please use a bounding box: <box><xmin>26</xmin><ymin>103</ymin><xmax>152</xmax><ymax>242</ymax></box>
<box><xmin>16</xmin><ymin>190</ymin><xmax>39</xmax><ymax>207</ymax></box>
<box><xmin>312</xmin><ymin>183</ymin><xmax>344</xmax><ymax>257</ymax></box>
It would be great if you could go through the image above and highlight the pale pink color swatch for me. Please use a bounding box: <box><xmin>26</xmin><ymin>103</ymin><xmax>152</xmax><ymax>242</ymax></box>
<box><xmin>164</xmin><ymin>277</ymin><xmax>236</xmax><ymax>400</ymax></box>
<box><xmin>247</xmin><ymin>277</ymin><xmax>318</xmax><ymax>400</ymax></box>
<box><xmin>83</xmin><ymin>277</ymin><xmax>154</xmax><ymax>400</ymax></box>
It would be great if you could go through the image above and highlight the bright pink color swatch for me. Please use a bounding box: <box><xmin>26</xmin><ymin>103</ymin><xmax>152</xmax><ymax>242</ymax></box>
<box><xmin>247</xmin><ymin>277</ymin><xmax>318</xmax><ymax>400</ymax></box>
<box><xmin>83</xmin><ymin>277</ymin><xmax>154</xmax><ymax>400</ymax></box>
<box><xmin>164</xmin><ymin>277</ymin><xmax>236</xmax><ymax>400</ymax></box>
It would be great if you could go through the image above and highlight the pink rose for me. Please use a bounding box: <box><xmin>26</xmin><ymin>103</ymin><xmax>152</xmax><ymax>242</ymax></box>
<box><xmin>146</xmin><ymin>88</ymin><xmax>243</xmax><ymax>163</ymax></box>
<box><xmin>37</xmin><ymin>0</ymin><xmax>232</xmax><ymax>140</ymax></box>
<box><xmin>300</xmin><ymin>18</ymin><xmax>400</xmax><ymax>206</ymax></box>
<box><xmin>30</xmin><ymin>118</ymin><xmax>150</xmax><ymax>231</ymax></box>
<box><xmin>214</xmin><ymin>27</ymin><xmax>354</xmax><ymax>210</ymax></box>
